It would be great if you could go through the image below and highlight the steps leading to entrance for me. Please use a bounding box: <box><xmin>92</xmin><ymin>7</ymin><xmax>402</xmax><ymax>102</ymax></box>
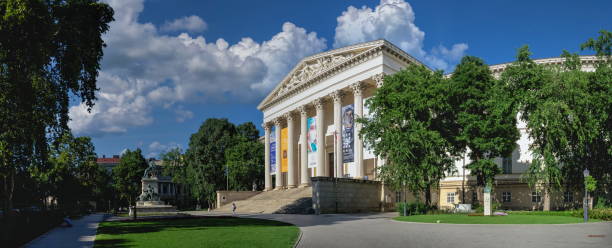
<box><xmin>215</xmin><ymin>187</ymin><xmax>313</xmax><ymax>214</ymax></box>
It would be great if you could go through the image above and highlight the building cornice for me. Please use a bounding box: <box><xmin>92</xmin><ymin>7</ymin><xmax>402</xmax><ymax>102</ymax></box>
<box><xmin>257</xmin><ymin>40</ymin><xmax>426</xmax><ymax>111</ymax></box>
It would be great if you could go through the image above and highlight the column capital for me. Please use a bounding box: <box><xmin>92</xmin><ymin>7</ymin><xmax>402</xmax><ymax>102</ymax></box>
<box><xmin>313</xmin><ymin>98</ymin><xmax>325</xmax><ymax>111</ymax></box>
<box><xmin>283</xmin><ymin>112</ymin><xmax>294</xmax><ymax>121</ymax></box>
<box><xmin>273</xmin><ymin>117</ymin><xmax>282</xmax><ymax>126</ymax></box>
<box><xmin>372</xmin><ymin>73</ymin><xmax>386</xmax><ymax>88</ymax></box>
<box><xmin>262</xmin><ymin>123</ymin><xmax>272</xmax><ymax>131</ymax></box>
<box><xmin>351</xmin><ymin>81</ymin><xmax>364</xmax><ymax>96</ymax></box>
<box><xmin>330</xmin><ymin>90</ymin><xmax>345</xmax><ymax>103</ymax></box>
<box><xmin>298</xmin><ymin>106</ymin><xmax>308</xmax><ymax>117</ymax></box>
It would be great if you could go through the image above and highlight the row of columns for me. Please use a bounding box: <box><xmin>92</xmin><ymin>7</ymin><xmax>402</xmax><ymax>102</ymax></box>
<box><xmin>263</xmin><ymin>73</ymin><xmax>385</xmax><ymax>191</ymax></box>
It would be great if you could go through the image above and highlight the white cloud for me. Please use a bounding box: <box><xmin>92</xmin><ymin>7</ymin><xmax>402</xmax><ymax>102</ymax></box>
<box><xmin>160</xmin><ymin>15</ymin><xmax>207</xmax><ymax>33</ymax></box>
<box><xmin>333</xmin><ymin>0</ymin><xmax>467</xmax><ymax>71</ymax></box>
<box><xmin>69</xmin><ymin>0</ymin><xmax>326</xmax><ymax>137</ymax></box>
<box><xmin>147</xmin><ymin>141</ymin><xmax>181</xmax><ymax>158</ymax></box>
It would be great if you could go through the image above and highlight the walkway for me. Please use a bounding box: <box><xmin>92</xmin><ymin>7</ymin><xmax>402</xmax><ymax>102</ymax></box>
<box><xmin>26</xmin><ymin>213</ymin><xmax>107</xmax><ymax>248</ymax></box>
<box><xmin>189</xmin><ymin>211</ymin><xmax>612</xmax><ymax>248</ymax></box>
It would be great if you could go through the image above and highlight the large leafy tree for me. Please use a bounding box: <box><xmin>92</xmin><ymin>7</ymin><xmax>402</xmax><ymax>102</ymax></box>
<box><xmin>505</xmin><ymin>31</ymin><xmax>611</xmax><ymax>204</ymax></box>
<box><xmin>225</xmin><ymin>122</ymin><xmax>264</xmax><ymax>191</ymax></box>
<box><xmin>185</xmin><ymin>118</ymin><xmax>237</xmax><ymax>208</ymax></box>
<box><xmin>0</xmin><ymin>0</ymin><xmax>113</xmax><ymax>220</ymax></box>
<box><xmin>112</xmin><ymin>149</ymin><xmax>147</xmax><ymax>209</ymax></box>
<box><xmin>160</xmin><ymin>147</ymin><xmax>189</xmax><ymax>207</ymax></box>
<box><xmin>449</xmin><ymin>56</ymin><xmax>519</xmax><ymax>187</ymax></box>
<box><xmin>360</xmin><ymin>65</ymin><xmax>456</xmax><ymax>205</ymax></box>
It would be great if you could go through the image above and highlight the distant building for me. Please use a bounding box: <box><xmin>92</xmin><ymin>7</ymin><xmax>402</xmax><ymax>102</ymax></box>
<box><xmin>97</xmin><ymin>155</ymin><xmax>121</xmax><ymax>172</ymax></box>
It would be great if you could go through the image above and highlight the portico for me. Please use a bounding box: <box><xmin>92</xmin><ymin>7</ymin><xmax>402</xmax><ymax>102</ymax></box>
<box><xmin>258</xmin><ymin>40</ymin><xmax>421</xmax><ymax>190</ymax></box>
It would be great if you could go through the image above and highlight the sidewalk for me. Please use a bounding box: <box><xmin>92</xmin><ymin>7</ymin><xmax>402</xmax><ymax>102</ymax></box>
<box><xmin>25</xmin><ymin>213</ymin><xmax>107</xmax><ymax>248</ymax></box>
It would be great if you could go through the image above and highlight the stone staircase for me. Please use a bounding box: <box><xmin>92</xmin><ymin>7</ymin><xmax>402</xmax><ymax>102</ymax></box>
<box><xmin>215</xmin><ymin>187</ymin><xmax>314</xmax><ymax>214</ymax></box>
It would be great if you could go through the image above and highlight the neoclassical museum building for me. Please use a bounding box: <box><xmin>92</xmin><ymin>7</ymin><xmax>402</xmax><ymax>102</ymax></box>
<box><xmin>256</xmin><ymin>40</ymin><xmax>599</xmax><ymax>211</ymax></box>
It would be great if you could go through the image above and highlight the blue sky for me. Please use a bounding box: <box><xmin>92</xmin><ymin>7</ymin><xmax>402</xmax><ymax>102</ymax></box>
<box><xmin>71</xmin><ymin>0</ymin><xmax>611</xmax><ymax>158</ymax></box>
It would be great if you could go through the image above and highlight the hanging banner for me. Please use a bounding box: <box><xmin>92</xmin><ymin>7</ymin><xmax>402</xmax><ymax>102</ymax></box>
<box><xmin>307</xmin><ymin>117</ymin><xmax>317</xmax><ymax>168</ymax></box>
<box><xmin>281</xmin><ymin>127</ymin><xmax>288</xmax><ymax>172</ymax></box>
<box><xmin>363</xmin><ymin>97</ymin><xmax>375</xmax><ymax>159</ymax></box>
<box><xmin>270</xmin><ymin>126</ymin><xmax>276</xmax><ymax>174</ymax></box>
<box><xmin>342</xmin><ymin>104</ymin><xmax>354</xmax><ymax>163</ymax></box>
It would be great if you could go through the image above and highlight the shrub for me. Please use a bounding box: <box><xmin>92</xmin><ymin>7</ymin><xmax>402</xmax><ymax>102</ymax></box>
<box><xmin>473</xmin><ymin>202</ymin><xmax>500</xmax><ymax>213</ymax></box>
<box><xmin>396</xmin><ymin>202</ymin><xmax>433</xmax><ymax>216</ymax></box>
<box><xmin>571</xmin><ymin>208</ymin><xmax>612</xmax><ymax>221</ymax></box>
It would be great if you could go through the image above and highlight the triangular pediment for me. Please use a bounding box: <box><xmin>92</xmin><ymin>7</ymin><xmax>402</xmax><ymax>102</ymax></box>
<box><xmin>258</xmin><ymin>40</ymin><xmax>388</xmax><ymax>110</ymax></box>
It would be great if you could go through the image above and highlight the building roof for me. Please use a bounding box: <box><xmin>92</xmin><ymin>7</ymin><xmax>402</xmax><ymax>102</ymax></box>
<box><xmin>97</xmin><ymin>157</ymin><xmax>121</xmax><ymax>164</ymax></box>
<box><xmin>257</xmin><ymin>39</ymin><xmax>426</xmax><ymax>111</ymax></box>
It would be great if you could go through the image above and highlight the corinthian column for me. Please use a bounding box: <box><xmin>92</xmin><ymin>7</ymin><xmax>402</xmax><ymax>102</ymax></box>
<box><xmin>331</xmin><ymin>90</ymin><xmax>344</xmax><ymax>178</ymax></box>
<box><xmin>274</xmin><ymin>118</ymin><xmax>283</xmax><ymax>189</ymax></box>
<box><xmin>298</xmin><ymin>106</ymin><xmax>310</xmax><ymax>187</ymax></box>
<box><xmin>263</xmin><ymin>123</ymin><xmax>272</xmax><ymax>191</ymax></box>
<box><xmin>352</xmin><ymin>82</ymin><xmax>364</xmax><ymax>179</ymax></box>
<box><xmin>285</xmin><ymin>112</ymin><xmax>296</xmax><ymax>188</ymax></box>
<box><xmin>313</xmin><ymin>98</ymin><xmax>326</xmax><ymax>177</ymax></box>
<box><xmin>373</xmin><ymin>73</ymin><xmax>386</xmax><ymax>169</ymax></box>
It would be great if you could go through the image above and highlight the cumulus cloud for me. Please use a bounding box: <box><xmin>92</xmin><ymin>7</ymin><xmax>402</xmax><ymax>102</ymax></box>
<box><xmin>333</xmin><ymin>0</ymin><xmax>467</xmax><ymax>71</ymax></box>
<box><xmin>160</xmin><ymin>15</ymin><xmax>207</xmax><ymax>33</ymax></box>
<box><xmin>147</xmin><ymin>141</ymin><xmax>181</xmax><ymax>158</ymax></box>
<box><xmin>69</xmin><ymin>0</ymin><xmax>326</xmax><ymax>136</ymax></box>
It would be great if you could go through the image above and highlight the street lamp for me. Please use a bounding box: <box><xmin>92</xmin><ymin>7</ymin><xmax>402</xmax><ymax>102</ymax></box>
<box><xmin>583</xmin><ymin>168</ymin><xmax>590</xmax><ymax>223</ymax></box>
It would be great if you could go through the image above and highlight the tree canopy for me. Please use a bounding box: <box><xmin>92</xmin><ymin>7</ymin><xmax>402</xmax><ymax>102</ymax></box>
<box><xmin>112</xmin><ymin>149</ymin><xmax>147</xmax><ymax>206</ymax></box>
<box><xmin>360</xmin><ymin>65</ymin><xmax>456</xmax><ymax>205</ymax></box>
<box><xmin>449</xmin><ymin>56</ymin><xmax>519</xmax><ymax>186</ymax></box>
<box><xmin>503</xmin><ymin>31</ymin><xmax>611</xmax><ymax>202</ymax></box>
<box><xmin>0</xmin><ymin>0</ymin><xmax>113</xmax><ymax>217</ymax></box>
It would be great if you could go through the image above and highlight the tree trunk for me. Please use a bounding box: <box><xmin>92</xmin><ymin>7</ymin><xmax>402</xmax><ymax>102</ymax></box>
<box><xmin>425</xmin><ymin>185</ymin><xmax>431</xmax><ymax>206</ymax></box>
<box><xmin>543</xmin><ymin>188</ymin><xmax>551</xmax><ymax>211</ymax></box>
<box><xmin>2</xmin><ymin>172</ymin><xmax>15</xmax><ymax>243</ymax></box>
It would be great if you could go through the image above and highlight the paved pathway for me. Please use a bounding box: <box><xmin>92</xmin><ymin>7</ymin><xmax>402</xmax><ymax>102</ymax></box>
<box><xmin>189</xmin><ymin>211</ymin><xmax>612</xmax><ymax>248</ymax></box>
<box><xmin>26</xmin><ymin>213</ymin><xmax>107</xmax><ymax>248</ymax></box>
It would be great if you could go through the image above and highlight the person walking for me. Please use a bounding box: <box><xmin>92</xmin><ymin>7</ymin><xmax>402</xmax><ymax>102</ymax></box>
<box><xmin>232</xmin><ymin>202</ymin><xmax>237</xmax><ymax>216</ymax></box>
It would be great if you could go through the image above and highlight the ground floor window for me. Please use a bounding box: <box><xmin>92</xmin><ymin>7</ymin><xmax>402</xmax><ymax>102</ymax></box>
<box><xmin>563</xmin><ymin>191</ymin><xmax>574</xmax><ymax>203</ymax></box>
<box><xmin>502</xmin><ymin>192</ymin><xmax>512</xmax><ymax>203</ymax></box>
<box><xmin>472</xmin><ymin>191</ymin><xmax>478</xmax><ymax>203</ymax></box>
<box><xmin>447</xmin><ymin>192</ymin><xmax>456</xmax><ymax>204</ymax></box>
<box><xmin>395</xmin><ymin>191</ymin><xmax>402</xmax><ymax>203</ymax></box>
<box><xmin>532</xmin><ymin>191</ymin><xmax>542</xmax><ymax>203</ymax></box>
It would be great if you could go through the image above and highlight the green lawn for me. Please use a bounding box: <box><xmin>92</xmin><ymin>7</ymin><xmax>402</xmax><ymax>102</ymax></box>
<box><xmin>94</xmin><ymin>217</ymin><xmax>299</xmax><ymax>248</ymax></box>
<box><xmin>395</xmin><ymin>214</ymin><xmax>602</xmax><ymax>224</ymax></box>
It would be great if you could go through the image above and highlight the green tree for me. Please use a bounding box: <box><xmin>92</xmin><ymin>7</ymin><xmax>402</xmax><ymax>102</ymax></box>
<box><xmin>112</xmin><ymin>149</ymin><xmax>147</xmax><ymax>212</ymax></box>
<box><xmin>360</xmin><ymin>65</ymin><xmax>456</xmax><ymax>205</ymax></box>
<box><xmin>0</xmin><ymin>0</ymin><xmax>113</xmax><ymax>229</ymax></box>
<box><xmin>185</xmin><ymin>118</ymin><xmax>237</xmax><ymax>208</ymax></box>
<box><xmin>160</xmin><ymin>147</ymin><xmax>189</xmax><ymax>208</ymax></box>
<box><xmin>449</xmin><ymin>56</ymin><xmax>519</xmax><ymax>188</ymax></box>
<box><xmin>505</xmin><ymin>31</ymin><xmax>611</xmax><ymax>205</ymax></box>
<box><xmin>225</xmin><ymin>123</ymin><xmax>264</xmax><ymax>191</ymax></box>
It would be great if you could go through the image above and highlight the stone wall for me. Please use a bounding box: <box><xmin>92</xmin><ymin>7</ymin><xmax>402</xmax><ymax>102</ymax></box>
<box><xmin>311</xmin><ymin>177</ymin><xmax>383</xmax><ymax>214</ymax></box>
<box><xmin>216</xmin><ymin>191</ymin><xmax>262</xmax><ymax>208</ymax></box>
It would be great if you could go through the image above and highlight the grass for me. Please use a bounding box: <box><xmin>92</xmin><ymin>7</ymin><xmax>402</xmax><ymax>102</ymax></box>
<box><xmin>395</xmin><ymin>214</ymin><xmax>603</xmax><ymax>224</ymax></box>
<box><xmin>94</xmin><ymin>216</ymin><xmax>299</xmax><ymax>248</ymax></box>
<box><xmin>115</xmin><ymin>212</ymin><xmax>185</xmax><ymax>217</ymax></box>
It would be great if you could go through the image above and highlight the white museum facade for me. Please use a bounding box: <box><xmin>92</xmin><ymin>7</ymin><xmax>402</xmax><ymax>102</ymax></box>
<box><xmin>257</xmin><ymin>39</ymin><xmax>599</xmax><ymax>210</ymax></box>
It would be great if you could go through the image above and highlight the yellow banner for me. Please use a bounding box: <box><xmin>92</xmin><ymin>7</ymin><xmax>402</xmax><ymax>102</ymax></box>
<box><xmin>281</xmin><ymin>127</ymin><xmax>288</xmax><ymax>173</ymax></box>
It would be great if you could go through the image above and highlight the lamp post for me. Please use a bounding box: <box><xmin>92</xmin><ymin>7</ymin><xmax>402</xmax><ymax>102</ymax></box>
<box><xmin>583</xmin><ymin>168</ymin><xmax>589</xmax><ymax>223</ymax></box>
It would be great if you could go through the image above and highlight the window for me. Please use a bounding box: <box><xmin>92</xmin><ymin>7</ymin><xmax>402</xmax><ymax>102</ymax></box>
<box><xmin>447</xmin><ymin>192</ymin><xmax>456</xmax><ymax>204</ymax></box>
<box><xmin>502</xmin><ymin>157</ymin><xmax>512</xmax><ymax>174</ymax></box>
<box><xmin>395</xmin><ymin>191</ymin><xmax>402</xmax><ymax>203</ymax></box>
<box><xmin>472</xmin><ymin>191</ymin><xmax>478</xmax><ymax>203</ymax></box>
<box><xmin>502</xmin><ymin>192</ymin><xmax>512</xmax><ymax>203</ymax></box>
<box><xmin>532</xmin><ymin>191</ymin><xmax>542</xmax><ymax>203</ymax></box>
<box><xmin>564</xmin><ymin>191</ymin><xmax>574</xmax><ymax>203</ymax></box>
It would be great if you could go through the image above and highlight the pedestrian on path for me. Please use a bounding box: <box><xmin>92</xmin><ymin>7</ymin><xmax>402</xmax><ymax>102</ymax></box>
<box><xmin>232</xmin><ymin>202</ymin><xmax>237</xmax><ymax>215</ymax></box>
